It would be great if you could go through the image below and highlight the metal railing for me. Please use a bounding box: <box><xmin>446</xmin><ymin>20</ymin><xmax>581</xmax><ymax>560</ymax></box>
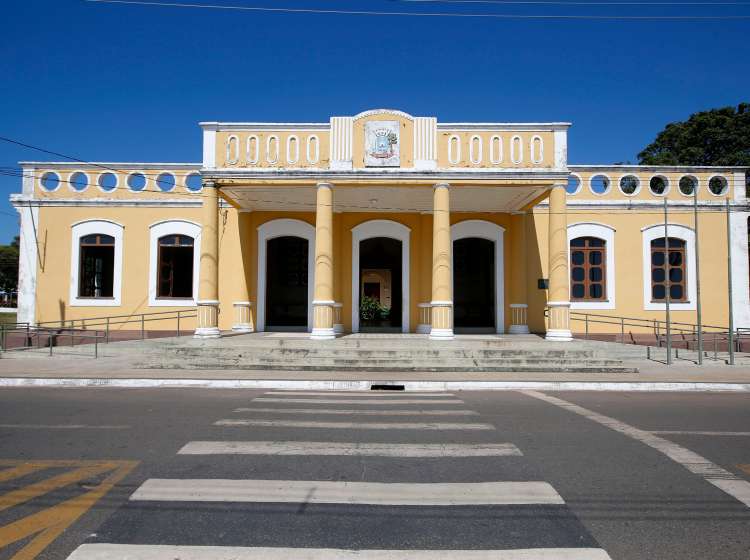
<box><xmin>1</xmin><ymin>309</ymin><xmax>198</xmax><ymax>359</ymax></box>
<box><xmin>0</xmin><ymin>323</ymin><xmax>105</xmax><ymax>358</ymax></box>
<box><xmin>554</xmin><ymin>309</ymin><xmax>749</xmax><ymax>365</ymax></box>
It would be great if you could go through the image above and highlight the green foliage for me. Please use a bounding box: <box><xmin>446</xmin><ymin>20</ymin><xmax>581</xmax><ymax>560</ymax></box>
<box><xmin>638</xmin><ymin>103</ymin><xmax>750</xmax><ymax>166</ymax></box>
<box><xmin>359</xmin><ymin>296</ymin><xmax>382</xmax><ymax>321</ymax></box>
<box><xmin>0</xmin><ymin>236</ymin><xmax>19</xmax><ymax>294</ymax></box>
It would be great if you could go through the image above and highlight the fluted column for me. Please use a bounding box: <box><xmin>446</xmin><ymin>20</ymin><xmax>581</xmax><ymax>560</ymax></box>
<box><xmin>194</xmin><ymin>179</ymin><xmax>221</xmax><ymax>338</ymax></box>
<box><xmin>509</xmin><ymin>212</ymin><xmax>530</xmax><ymax>334</ymax></box>
<box><xmin>430</xmin><ymin>183</ymin><xmax>453</xmax><ymax>340</ymax></box>
<box><xmin>311</xmin><ymin>182</ymin><xmax>335</xmax><ymax>340</ymax></box>
<box><xmin>546</xmin><ymin>183</ymin><xmax>572</xmax><ymax>341</ymax></box>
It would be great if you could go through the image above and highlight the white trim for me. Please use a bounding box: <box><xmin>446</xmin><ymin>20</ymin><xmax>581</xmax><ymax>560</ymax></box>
<box><xmin>648</xmin><ymin>174</ymin><xmax>671</xmax><ymax>197</ymax></box>
<box><xmin>202</xmin><ymin>128</ymin><xmax>217</xmax><ymax>169</ymax></box>
<box><xmin>352</xmin><ymin>108</ymin><xmax>415</xmax><ymax>121</ymax></box>
<box><xmin>266</xmin><ymin>135</ymin><xmax>279</xmax><ymax>164</ymax></box>
<box><xmin>553</xmin><ymin>129</ymin><xmax>567</xmax><ymax>169</ymax></box>
<box><xmin>530</xmin><ymin>135</ymin><xmax>544</xmax><ymax>164</ymax></box>
<box><xmin>730</xmin><ymin>212</ymin><xmax>750</xmax><ymax>328</ymax></box>
<box><xmin>126</xmin><ymin>172</ymin><xmax>147</xmax><ymax>193</ymax></box>
<box><xmin>447</xmin><ymin>135</ymin><xmax>461</xmax><ymax>165</ymax></box>
<box><xmin>226</xmin><ymin>135</ymin><xmax>240</xmax><ymax>165</ymax></box>
<box><xmin>69</xmin><ymin>220</ymin><xmax>124</xmax><ymax>307</ymax></box>
<box><xmin>677</xmin><ymin>174</ymin><xmax>699</xmax><ymax>197</ymax></box>
<box><xmin>641</xmin><ymin>223</ymin><xmax>696</xmax><ymax>311</ymax></box>
<box><xmin>566</xmin><ymin>173</ymin><xmax>582</xmax><ymax>195</ymax></box>
<box><xmin>617</xmin><ymin>173</ymin><xmax>641</xmax><ymax>197</ymax></box>
<box><xmin>257</xmin><ymin>219</ymin><xmax>315</xmax><ymax>332</ymax></box>
<box><xmin>469</xmin><ymin>135</ymin><xmax>482</xmax><ymax>165</ymax></box>
<box><xmin>96</xmin><ymin>172</ymin><xmax>119</xmax><ymax>193</ymax></box>
<box><xmin>40</xmin><ymin>171</ymin><xmax>61</xmax><ymax>192</ymax></box>
<box><xmin>306</xmin><ymin>135</ymin><xmax>320</xmax><ymax>164</ymax></box>
<box><xmin>351</xmin><ymin>220</ymin><xmax>411</xmax><ymax>333</ymax></box>
<box><xmin>246</xmin><ymin>135</ymin><xmax>260</xmax><ymax>165</ymax></box>
<box><xmin>148</xmin><ymin>220</ymin><xmax>200</xmax><ymax>307</ymax></box>
<box><xmin>510</xmin><ymin>135</ymin><xmax>523</xmax><ymax>164</ymax></box>
<box><xmin>489</xmin><ymin>135</ymin><xmax>503</xmax><ymax>165</ymax></box>
<box><xmin>568</xmin><ymin>222</ymin><xmax>616</xmax><ymax>310</ymax></box>
<box><xmin>589</xmin><ymin>173</ymin><xmax>612</xmax><ymax>196</ymax></box>
<box><xmin>451</xmin><ymin>220</ymin><xmax>505</xmax><ymax>333</ymax></box>
<box><xmin>15</xmin><ymin>204</ymin><xmax>39</xmax><ymax>324</ymax></box>
<box><xmin>184</xmin><ymin>172</ymin><xmax>203</xmax><ymax>193</ymax></box>
<box><xmin>155</xmin><ymin>172</ymin><xmax>176</xmax><ymax>193</ymax></box>
<box><xmin>286</xmin><ymin>135</ymin><xmax>299</xmax><ymax>165</ymax></box>
<box><xmin>733</xmin><ymin>171</ymin><xmax>747</xmax><ymax>203</ymax></box>
<box><xmin>707</xmin><ymin>174</ymin><xmax>730</xmax><ymax>197</ymax></box>
<box><xmin>68</xmin><ymin>170</ymin><xmax>90</xmax><ymax>193</ymax></box>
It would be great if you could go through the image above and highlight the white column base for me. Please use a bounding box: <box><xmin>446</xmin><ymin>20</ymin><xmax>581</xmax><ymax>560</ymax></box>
<box><xmin>509</xmin><ymin>324</ymin><xmax>530</xmax><ymax>334</ymax></box>
<box><xmin>429</xmin><ymin>328</ymin><xmax>454</xmax><ymax>340</ymax></box>
<box><xmin>310</xmin><ymin>327</ymin><xmax>336</xmax><ymax>340</ymax></box>
<box><xmin>231</xmin><ymin>325</ymin><xmax>254</xmax><ymax>333</ymax></box>
<box><xmin>194</xmin><ymin>327</ymin><xmax>221</xmax><ymax>339</ymax></box>
<box><xmin>333</xmin><ymin>323</ymin><xmax>344</xmax><ymax>335</ymax></box>
<box><xmin>545</xmin><ymin>328</ymin><xmax>573</xmax><ymax>342</ymax></box>
<box><xmin>416</xmin><ymin>324</ymin><xmax>431</xmax><ymax>334</ymax></box>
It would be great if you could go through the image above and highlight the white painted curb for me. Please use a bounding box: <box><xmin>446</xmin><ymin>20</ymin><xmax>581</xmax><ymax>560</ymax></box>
<box><xmin>0</xmin><ymin>378</ymin><xmax>748</xmax><ymax>392</ymax></box>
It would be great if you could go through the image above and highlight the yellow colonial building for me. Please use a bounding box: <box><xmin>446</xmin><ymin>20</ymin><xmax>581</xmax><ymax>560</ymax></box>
<box><xmin>10</xmin><ymin>109</ymin><xmax>750</xmax><ymax>341</ymax></box>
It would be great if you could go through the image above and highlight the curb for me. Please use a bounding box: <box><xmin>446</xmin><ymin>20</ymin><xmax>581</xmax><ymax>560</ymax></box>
<box><xmin>0</xmin><ymin>377</ymin><xmax>749</xmax><ymax>392</ymax></box>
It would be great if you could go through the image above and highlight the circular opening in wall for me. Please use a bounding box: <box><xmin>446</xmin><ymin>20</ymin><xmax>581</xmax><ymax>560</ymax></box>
<box><xmin>127</xmin><ymin>173</ymin><xmax>147</xmax><ymax>191</ymax></box>
<box><xmin>679</xmin><ymin>175</ymin><xmax>698</xmax><ymax>196</ymax></box>
<box><xmin>98</xmin><ymin>172</ymin><xmax>117</xmax><ymax>192</ymax></box>
<box><xmin>156</xmin><ymin>173</ymin><xmax>176</xmax><ymax>192</ymax></box>
<box><xmin>566</xmin><ymin>175</ymin><xmax>580</xmax><ymax>195</ymax></box>
<box><xmin>649</xmin><ymin>175</ymin><xmax>668</xmax><ymax>195</ymax></box>
<box><xmin>619</xmin><ymin>175</ymin><xmax>639</xmax><ymax>195</ymax></box>
<box><xmin>41</xmin><ymin>172</ymin><xmax>60</xmax><ymax>191</ymax></box>
<box><xmin>69</xmin><ymin>172</ymin><xmax>89</xmax><ymax>192</ymax></box>
<box><xmin>185</xmin><ymin>173</ymin><xmax>202</xmax><ymax>192</ymax></box>
<box><xmin>590</xmin><ymin>174</ymin><xmax>610</xmax><ymax>195</ymax></box>
<box><xmin>709</xmin><ymin>176</ymin><xmax>728</xmax><ymax>196</ymax></box>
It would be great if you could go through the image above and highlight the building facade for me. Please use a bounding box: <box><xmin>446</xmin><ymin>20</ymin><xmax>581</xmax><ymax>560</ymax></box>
<box><xmin>10</xmin><ymin>109</ymin><xmax>750</xmax><ymax>341</ymax></box>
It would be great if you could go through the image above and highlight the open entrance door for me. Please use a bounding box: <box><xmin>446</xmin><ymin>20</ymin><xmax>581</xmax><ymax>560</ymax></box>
<box><xmin>358</xmin><ymin>237</ymin><xmax>402</xmax><ymax>332</ymax></box>
<box><xmin>453</xmin><ymin>237</ymin><xmax>495</xmax><ymax>332</ymax></box>
<box><xmin>265</xmin><ymin>236</ymin><xmax>309</xmax><ymax>331</ymax></box>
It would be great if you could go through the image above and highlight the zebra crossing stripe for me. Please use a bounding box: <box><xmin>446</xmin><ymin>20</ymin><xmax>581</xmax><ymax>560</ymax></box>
<box><xmin>263</xmin><ymin>392</ymin><xmax>456</xmax><ymax>397</ymax></box>
<box><xmin>213</xmin><ymin>419</ymin><xmax>494</xmax><ymax>430</ymax></box>
<box><xmin>129</xmin><ymin>479</ymin><xmax>564</xmax><ymax>506</ymax></box>
<box><xmin>67</xmin><ymin>544</ymin><xmax>613</xmax><ymax>559</ymax></box>
<box><xmin>178</xmin><ymin>441</ymin><xmax>522</xmax><ymax>457</ymax></box>
<box><xmin>251</xmin><ymin>398</ymin><xmax>465</xmax><ymax>405</ymax></box>
<box><xmin>233</xmin><ymin>407</ymin><xmax>479</xmax><ymax>416</ymax></box>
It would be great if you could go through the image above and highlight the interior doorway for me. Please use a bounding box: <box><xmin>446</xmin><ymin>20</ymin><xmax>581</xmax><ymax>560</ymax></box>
<box><xmin>453</xmin><ymin>237</ymin><xmax>495</xmax><ymax>332</ymax></box>
<box><xmin>265</xmin><ymin>236</ymin><xmax>309</xmax><ymax>330</ymax></box>
<box><xmin>358</xmin><ymin>237</ymin><xmax>402</xmax><ymax>332</ymax></box>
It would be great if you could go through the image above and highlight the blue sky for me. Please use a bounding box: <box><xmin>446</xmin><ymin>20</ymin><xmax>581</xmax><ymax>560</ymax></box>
<box><xmin>0</xmin><ymin>0</ymin><xmax>748</xmax><ymax>242</ymax></box>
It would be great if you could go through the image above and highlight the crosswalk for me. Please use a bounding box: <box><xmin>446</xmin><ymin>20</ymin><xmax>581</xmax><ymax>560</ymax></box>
<box><xmin>66</xmin><ymin>390</ymin><xmax>612</xmax><ymax>559</ymax></box>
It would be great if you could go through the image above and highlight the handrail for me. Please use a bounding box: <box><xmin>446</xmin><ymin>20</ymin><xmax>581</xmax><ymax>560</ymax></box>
<box><xmin>0</xmin><ymin>324</ymin><xmax>105</xmax><ymax>358</ymax></box>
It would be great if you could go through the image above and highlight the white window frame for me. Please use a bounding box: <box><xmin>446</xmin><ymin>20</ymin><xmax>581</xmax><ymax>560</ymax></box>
<box><xmin>451</xmin><ymin>220</ymin><xmax>505</xmax><ymax>333</ymax></box>
<box><xmin>641</xmin><ymin>223</ymin><xmax>696</xmax><ymax>311</ymax></box>
<box><xmin>69</xmin><ymin>219</ymin><xmax>124</xmax><ymax>307</ymax></box>
<box><xmin>148</xmin><ymin>220</ymin><xmax>201</xmax><ymax>307</ymax></box>
<box><xmin>257</xmin><ymin>218</ymin><xmax>315</xmax><ymax>332</ymax></box>
<box><xmin>568</xmin><ymin>222</ymin><xmax>616</xmax><ymax>310</ymax></box>
<box><xmin>351</xmin><ymin>219</ymin><xmax>411</xmax><ymax>333</ymax></box>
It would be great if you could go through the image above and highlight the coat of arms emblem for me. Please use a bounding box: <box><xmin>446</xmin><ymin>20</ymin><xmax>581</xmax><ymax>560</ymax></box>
<box><xmin>365</xmin><ymin>121</ymin><xmax>400</xmax><ymax>167</ymax></box>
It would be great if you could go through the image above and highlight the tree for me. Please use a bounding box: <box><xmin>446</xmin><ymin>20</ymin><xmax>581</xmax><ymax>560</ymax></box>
<box><xmin>638</xmin><ymin>103</ymin><xmax>750</xmax><ymax>166</ymax></box>
<box><xmin>0</xmin><ymin>236</ymin><xmax>19</xmax><ymax>294</ymax></box>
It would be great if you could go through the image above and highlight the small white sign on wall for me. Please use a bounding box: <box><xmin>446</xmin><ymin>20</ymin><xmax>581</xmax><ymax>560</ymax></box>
<box><xmin>364</xmin><ymin>121</ymin><xmax>400</xmax><ymax>167</ymax></box>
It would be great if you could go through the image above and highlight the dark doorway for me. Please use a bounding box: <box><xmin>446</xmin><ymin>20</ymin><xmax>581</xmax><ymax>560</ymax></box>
<box><xmin>266</xmin><ymin>236</ymin><xmax>308</xmax><ymax>330</ymax></box>
<box><xmin>453</xmin><ymin>237</ymin><xmax>495</xmax><ymax>331</ymax></box>
<box><xmin>359</xmin><ymin>237</ymin><xmax>402</xmax><ymax>332</ymax></box>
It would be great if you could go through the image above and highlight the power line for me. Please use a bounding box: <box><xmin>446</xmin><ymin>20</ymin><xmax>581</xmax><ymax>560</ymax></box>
<box><xmin>396</xmin><ymin>0</ymin><xmax>750</xmax><ymax>5</ymax></box>
<box><xmin>84</xmin><ymin>0</ymin><xmax>750</xmax><ymax>20</ymax></box>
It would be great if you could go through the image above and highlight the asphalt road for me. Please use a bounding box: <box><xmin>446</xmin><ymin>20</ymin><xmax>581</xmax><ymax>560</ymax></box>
<box><xmin>0</xmin><ymin>387</ymin><xmax>748</xmax><ymax>559</ymax></box>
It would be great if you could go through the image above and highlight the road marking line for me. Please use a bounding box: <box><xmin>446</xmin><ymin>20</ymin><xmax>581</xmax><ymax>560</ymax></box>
<box><xmin>0</xmin><ymin>463</ymin><xmax>46</xmax><ymax>483</ymax></box>
<box><xmin>233</xmin><ymin>407</ymin><xmax>479</xmax><ymax>416</ymax></box>
<box><xmin>651</xmin><ymin>431</ymin><xmax>750</xmax><ymax>436</ymax></box>
<box><xmin>252</xmin><ymin>398</ymin><xmax>465</xmax><ymax>405</ymax></box>
<box><xmin>67</xmin><ymin>544</ymin><xmax>613</xmax><ymax>560</ymax></box>
<box><xmin>0</xmin><ymin>424</ymin><xmax>130</xmax><ymax>429</ymax></box>
<box><xmin>130</xmin><ymin>479</ymin><xmax>564</xmax><ymax>505</ymax></box>
<box><xmin>214</xmin><ymin>419</ymin><xmax>494</xmax><ymax>430</ymax></box>
<box><xmin>263</xmin><ymin>391</ymin><xmax>456</xmax><ymax>397</ymax></box>
<box><xmin>523</xmin><ymin>390</ymin><xmax>750</xmax><ymax>508</ymax></box>
<box><xmin>0</xmin><ymin>460</ymin><xmax>138</xmax><ymax>560</ymax></box>
<box><xmin>178</xmin><ymin>441</ymin><xmax>522</xmax><ymax>457</ymax></box>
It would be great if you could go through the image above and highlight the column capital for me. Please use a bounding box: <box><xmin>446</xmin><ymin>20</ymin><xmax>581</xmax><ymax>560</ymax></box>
<box><xmin>433</xmin><ymin>182</ymin><xmax>450</xmax><ymax>191</ymax></box>
<box><xmin>316</xmin><ymin>182</ymin><xmax>334</xmax><ymax>190</ymax></box>
<box><xmin>202</xmin><ymin>179</ymin><xmax>217</xmax><ymax>189</ymax></box>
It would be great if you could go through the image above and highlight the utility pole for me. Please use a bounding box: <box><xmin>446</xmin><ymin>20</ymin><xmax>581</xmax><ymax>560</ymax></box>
<box><xmin>664</xmin><ymin>198</ymin><xmax>672</xmax><ymax>365</ymax></box>
<box><xmin>694</xmin><ymin>185</ymin><xmax>703</xmax><ymax>364</ymax></box>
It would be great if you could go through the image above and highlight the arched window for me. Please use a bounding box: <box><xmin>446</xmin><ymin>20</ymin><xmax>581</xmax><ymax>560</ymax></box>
<box><xmin>650</xmin><ymin>237</ymin><xmax>687</xmax><ymax>302</ymax></box>
<box><xmin>570</xmin><ymin>237</ymin><xmax>606</xmax><ymax>301</ymax></box>
<box><xmin>157</xmin><ymin>234</ymin><xmax>194</xmax><ymax>298</ymax></box>
<box><xmin>79</xmin><ymin>234</ymin><xmax>115</xmax><ymax>298</ymax></box>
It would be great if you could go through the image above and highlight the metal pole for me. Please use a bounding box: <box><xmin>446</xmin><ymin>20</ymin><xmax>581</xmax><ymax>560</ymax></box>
<box><xmin>664</xmin><ymin>198</ymin><xmax>672</xmax><ymax>365</ymax></box>
<box><xmin>620</xmin><ymin>317</ymin><xmax>625</xmax><ymax>344</ymax></box>
<box><xmin>694</xmin><ymin>187</ymin><xmax>703</xmax><ymax>364</ymax></box>
<box><xmin>94</xmin><ymin>333</ymin><xmax>98</xmax><ymax>359</ymax></box>
<box><xmin>49</xmin><ymin>331</ymin><xmax>53</xmax><ymax>356</ymax></box>
<box><xmin>726</xmin><ymin>198</ymin><xmax>735</xmax><ymax>365</ymax></box>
